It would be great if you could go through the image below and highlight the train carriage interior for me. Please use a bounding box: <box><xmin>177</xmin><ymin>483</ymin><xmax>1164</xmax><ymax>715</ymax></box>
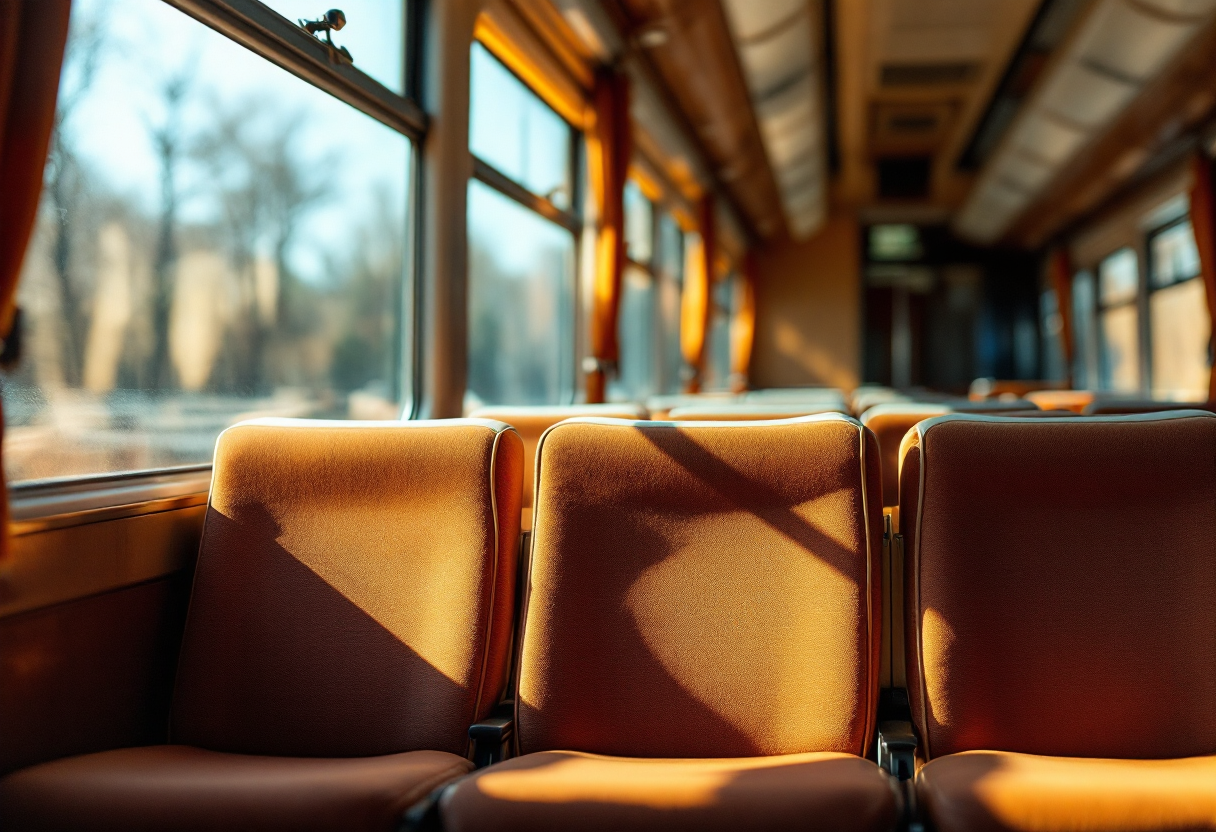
<box><xmin>1</xmin><ymin>0</ymin><xmax>1215</xmax><ymax>829</ymax></box>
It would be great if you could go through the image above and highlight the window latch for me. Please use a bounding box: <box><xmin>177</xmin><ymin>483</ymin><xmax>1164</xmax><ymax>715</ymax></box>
<box><xmin>299</xmin><ymin>9</ymin><xmax>353</xmax><ymax>66</ymax></box>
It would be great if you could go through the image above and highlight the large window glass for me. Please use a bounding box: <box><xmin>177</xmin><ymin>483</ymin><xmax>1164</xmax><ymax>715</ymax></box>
<box><xmin>1039</xmin><ymin>289</ymin><xmax>1066</xmax><ymax>382</ymax></box>
<box><xmin>469</xmin><ymin>43</ymin><xmax>572</xmax><ymax>209</ymax></box>
<box><xmin>656</xmin><ymin>215</ymin><xmax>685</xmax><ymax>394</ymax></box>
<box><xmin>466</xmin><ymin>182</ymin><xmax>575</xmax><ymax>406</ymax></box>
<box><xmin>611</xmin><ymin>181</ymin><xmax>658</xmax><ymax>402</ymax></box>
<box><xmin>1148</xmin><ymin>218</ymin><xmax>1208</xmax><ymax>399</ymax></box>
<box><xmin>6</xmin><ymin>0</ymin><xmax>414</xmax><ymax>484</ymax></box>
<box><xmin>1097</xmin><ymin>248</ymin><xmax>1140</xmax><ymax>392</ymax></box>
<box><xmin>466</xmin><ymin>42</ymin><xmax>578</xmax><ymax>408</ymax></box>
<box><xmin>703</xmin><ymin>274</ymin><xmax>736</xmax><ymax>392</ymax></box>
<box><xmin>1072</xmin><ymin>270</ymin><xmax>1098</xmax><ymax>389</ymax></box>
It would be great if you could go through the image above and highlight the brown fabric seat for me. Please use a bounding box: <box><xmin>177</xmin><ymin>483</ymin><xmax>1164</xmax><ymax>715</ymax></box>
<box><xmin>0</xmin><ymin>419</ymin><xmax>524</xmax><ymax>831</ymax></box>
<box><xmin>900</xmin><ymin>412</ymin><xmax>1216</xmax><ymax>832</ymax></box>
<box><xmin>468</xmin><ymin>404</ymin><xmax>648</xmax><ymax>529</ymax></box>
<box><xmin>918</xmin><ymin>751</ymin><xmax>1216</xmax><ymax>832</ymax></box>
<box><xmin>441</xmin><ymin>750</ymin><xmax>899</xmax><ymax>832</ymax></box>
<box><xmin>441</xmin><ymin>415</ymin><xmax>897</xmax><ymax>831</ymax></box>
<box><xmin>0</xmin><ymin>746</ymin><xmax>472</xmax><ymax>832</ymax></box>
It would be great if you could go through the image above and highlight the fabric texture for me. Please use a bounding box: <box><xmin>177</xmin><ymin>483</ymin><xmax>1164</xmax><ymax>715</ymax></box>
<box><xmin>518</xmin><ymin>415</ymin><xmax>883</xmax><ymax>759</ymax></box>
<box><xmin>918</xmin><ymin>750</ymin><xmax>1216</xmax><ymax>832</ymax></box>
<box><xmin>902</xmin><ymin>413</ymin><xmax>1216</xmax><ymax>761</ymax></box>
<box><xmin>0</xmin><ymin>745</ymin><xmax>472</xmax><ymax>832</ymax></box>
<box><xmin>172</xmin><ymin>419</ymin><xmax>523</xmax><ymax>758</ymax></box>
<box><xmin>442</xmin><ymin>750</ymin><xmax>900</xmax><ymax>832</ymax></box>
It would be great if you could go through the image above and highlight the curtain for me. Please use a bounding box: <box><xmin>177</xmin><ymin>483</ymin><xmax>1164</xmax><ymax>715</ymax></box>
<box><xmin>1190</xmin><ymin>151</ymin><xmax>1216</xmax><ymax>403</ymax></box>
<box><xmin>0</xmin><ymin>0</ymin><xmax>72</xmax><ymax>558</ymax></box>
<box><xmin>585</xmin><ymin>67</ymin><xmax>630</xmax><ymax>403</ymax></box>
<box><xmin>730</xmin><ymin>252</ymin><xmax>757</xmax><ymax>392</ymax></box>
<box><xmin>680</xmin><ymin>195</ymin><xmax>715</xmax><ymax>393</ymax></box>
<box><xmin>1047</xmin><ymin>247</ymin><xmax>1075</xmax><ymax>388</ymax></box>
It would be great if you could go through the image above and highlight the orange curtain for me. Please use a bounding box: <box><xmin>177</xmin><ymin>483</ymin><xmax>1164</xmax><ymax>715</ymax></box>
<box><xmin>680</xmin><ymin>195</ymin><xmax>716</xmax><ymax>393</ymax></box>
<box><xmin>1047</xmin><ymin>247</ymin><xmax>1075</xmax><ymax>389</ymax></box>
<box><xmin>1190</xmin><ymin>151</ymin><xmax>1216</xmax><ymax>403</ymax></box>
<box><xmin>729</xmin><ymin>252</ymin><xmax>757</xmax><ymax>392</ymax></box>
<box><xmin>0</xmin><ymin>0</ymin><xmax>72</xmax><ymax>559</ymax></box>
<box><xmin>585</xmin><ymin>67</ymin><xmax>630</xmax><ymax>403</ymax></box>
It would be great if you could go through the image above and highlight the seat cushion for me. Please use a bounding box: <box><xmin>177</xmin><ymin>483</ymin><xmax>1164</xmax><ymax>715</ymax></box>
<box><xmin>918</xmin><ymin>750</ymin><xmax>1216</xmax><ymax>832</ymax></box>
<box><xmin>0</xmin><ymin>745</ymin><xmax>473</xmax><ymax>832</ymax></box>
<box><xmin>440</xmin><ymin>750</ymin><xmax>899</xmax><ymax>832</ymax></box>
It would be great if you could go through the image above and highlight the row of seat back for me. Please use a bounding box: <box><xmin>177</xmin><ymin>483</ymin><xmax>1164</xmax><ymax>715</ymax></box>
<box><xmin>518</xmin><ymin>414</ymin><xmax>882</xmax><ymax>759</ymax></box>
<box><xmin>468</xmin><ymin>404</ymin><xmax>647</xmax><ymax>529</ymax></box>
<box><xmin>899</xmin><ymin>410</ymin><xmax>1216</xmax><ymax>761</ymax></box>
<box><xmin>0</xmin><ymin>418</ymin><xmax>527</xmax><ymax>830</ymax></box>
<box><xmin>859</xmin><ymin>400</ymin><xmax>1036</xmax><ymax>507</ymax></box>
<box><xmin>666</xmin><ymin>402</ymin><xmax>846</xmax><ymax>420</ymax></box>
<box><xmin>896</xmin><ymin>411</ymin><xmax>1216</xmax><ymax>832</ymax></box>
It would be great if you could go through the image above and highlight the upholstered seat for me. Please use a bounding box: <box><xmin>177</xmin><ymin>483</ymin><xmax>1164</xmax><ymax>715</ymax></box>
<box><xmin>0</xmin><ymin>746</ymin><xmax>472</xmax><ymax>832</ymax></box>
<box><xmin>900</xmin><ymin>412</ymin><xmax>1216</xmax><ymax>832</ymax></box>
<box><xmin>441</xmin><ymin>750</ymin><xmax>899</xmax><ymax>832</ymax></box>
<box><xmin>439</xmin><ymin>415</ymin><xmax>898</xmax><ymax>831</ymax></box>
<box><xmin>918</xmin><ymin>751</ymin><xmax>1216</xmax><ymax>832</ymax></box>
<box><xmin>0</xmin><ymin>419</ymin><xmax>524</xmax><ymax>831</ymax></box>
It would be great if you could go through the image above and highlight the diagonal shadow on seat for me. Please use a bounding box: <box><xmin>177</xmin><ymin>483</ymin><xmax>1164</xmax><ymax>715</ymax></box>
<box><xmin>171</xmin><ymin>505</ymin><xmax>478</xmax><ymax>759</ymax></box>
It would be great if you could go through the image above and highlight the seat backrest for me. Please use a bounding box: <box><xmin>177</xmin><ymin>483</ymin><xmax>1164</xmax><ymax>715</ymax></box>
<box><xmin>517</xmin><ymin>415</ymin><xmax>883</xmax><ymax>759</ymax></box>
<box><xmin>901</xmin><ymin>412</ymin><xmax>1216</xmax><ymax>761</ymax></box>
<box><xmin>468</xmin><ymin>405</ymin><xmax>648</xmax><ymax>521</ymax></box>
<box><xmin>667</xmin><ymin>403</ymin><xmax>846</xmax><ymax>421</ymax></box>
<box><xmin>1023</xmin><ymin>389</ymin><xmax>1093</xmax><ymax>412</ymax></box>
<box><xmin>1083</xmin><ymin>399</ymin><xmax>1215</xmax><ymax>415</ymax></box>
<box><xmin>171</xmin><ymin>419</ymin><xmax>523</xmax><ymax>759</ymax></box>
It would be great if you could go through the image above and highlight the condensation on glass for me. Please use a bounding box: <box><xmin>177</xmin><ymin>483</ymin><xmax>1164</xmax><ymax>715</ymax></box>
<box><xmin>5</xmin><ymin>0</ymin><xmax>412</xmax><ymax>483</ymax></box>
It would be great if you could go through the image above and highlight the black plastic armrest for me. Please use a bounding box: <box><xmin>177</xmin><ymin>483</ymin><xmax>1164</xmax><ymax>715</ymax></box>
<box><xmin>877</xmin><ymin>720</ymin><xmax>918</xmax><ymax>781</ymax></box>
<box><xmin>469</xmin><ymin>715</ymin><xmax>513</xmax><ymax>768</ymax></box>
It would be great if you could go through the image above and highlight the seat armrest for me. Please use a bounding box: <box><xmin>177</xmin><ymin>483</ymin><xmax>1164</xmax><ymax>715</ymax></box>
<box><xmin>877</xmin><ymin>720</ymin><xmax>918</xmax><ymax>781</ymax></box>
<box><xmin>469</xmin><ymin>715</ymin><xmax>513</xmax><ymax>768</ymax></box>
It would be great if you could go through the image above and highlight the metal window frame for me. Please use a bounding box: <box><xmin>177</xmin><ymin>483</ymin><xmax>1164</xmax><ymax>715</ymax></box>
<box><xmin>1146</xmin><ymin>215</ymin><xmax>1202</xmax><ymax>292</ymax></box>
<box><xmin>1094</xmin><ymin>247</ymin><xmax>1144</xmax><ymax>392</ymax></box>
<box><xmin>11</xmin><ymin>0</ymin><xmax>429</xmax><ymax>522</ymax></box>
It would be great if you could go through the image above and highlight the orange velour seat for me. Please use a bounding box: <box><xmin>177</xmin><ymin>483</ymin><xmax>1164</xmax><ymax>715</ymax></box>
<box><xmin>467</xmin><ymin>404</ymin><xmax>648</xmax><ymax>529</ymax></box>
<box><xmin>0</xmin><ymin>419</ymin><xmax>524</xmax><ymax>832</ymax></box>
<box><xmin>437</xmin><ymin>415</ymin><xmax>900</xmax><ymax>832</ymax></box>
<box><xmin>899</xmin><ymin>412</ymin><xmax>1216</xmax><ymax>832</ymax></box>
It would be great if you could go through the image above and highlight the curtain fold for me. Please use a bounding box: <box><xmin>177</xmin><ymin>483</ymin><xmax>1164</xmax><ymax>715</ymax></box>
<box><xmin>1190</xmin><ymin>151</ymin><xmax>1216</xmax><ymax>403</ymax></box>
<box><xmin>585</xmin><ymin>67</ymin><xmax>630</xmax><ymax>403</ymax></box>
<box><xmin>0</xmin><ymin>0</ymin><xmax>73</xmax><ymax>558</ymax></box>
<box><xmin>729</xmin><ymin>252</ymin><xmax>757</xmax><ymax>392</ymax></box>
<box><xmin>1047</xmin><ymin>247</ymin><xmax>1075</xmax><ymax>389</ymax></box>
<box><xmin>680</xmin><ymin>195</ymin><xmax>715</xmax><ymax>393</ymax></box>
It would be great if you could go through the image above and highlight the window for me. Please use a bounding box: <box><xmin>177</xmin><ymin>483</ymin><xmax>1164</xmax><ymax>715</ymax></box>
<box><xmin>611</xmin><ymin>181</ymin><xmax>658</xmax><ymax>401</ymax></box>
<box><xmin>703</xmin><ymin>274</ymin><xmax>737</xmax><ymax>392</ymax></box>
<box><xmin>6</xmin><ymin>0</ymin><xmax>418</xmax><ymax>484</ymax></box>
<box><xmin>1071</xmin><ymin>270</ymin><xmax>1098</xmax><ymax>389</ymax></box>
<box><xmin>1148</xmin><ymin>218</ymin><xmax>1208</xmax><ymax>399</ymax></box>
<box><xmin>1097</xmin><ymin>248</ymin><xmax>1140</xmax><ymax>393</ymax></box>
<box><xmin>1039</xmin><ymin>289</ymin><xmax>1066</xmax><ymax>383</ymax></box>
<box><xmin>466</xmin><ymin>42</ymin><xmax>579</xmax><ymax>408</ymax></box>
<box><xmin>656</xmin><ymin>215</ymin><xmax>687</xmax><ymax>394</ymax></box>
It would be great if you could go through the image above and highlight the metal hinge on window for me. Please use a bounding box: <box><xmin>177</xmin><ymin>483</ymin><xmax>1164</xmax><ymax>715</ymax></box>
<box><xmin>299</xmin><ymin>9</ymin><xmax>353</xmax><ymax>66</ymax></box>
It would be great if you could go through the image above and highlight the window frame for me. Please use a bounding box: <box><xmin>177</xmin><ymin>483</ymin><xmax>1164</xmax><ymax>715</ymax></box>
<box><xmin>9</xmin><ymin>0</ymin><xmax>429</xmax><ymax>518</ymax></box>
<box><xmin>1095</xmin><ymin>246</ymin><xmax>1143</xmax><ymax>393</ymax></box>
<box><xmin>465</xmin><ymin>40</ymin><xmax>584</xmax><ymax>406</ymax></box>
<box><xmin>1145</xmin><ymin>214</ymin><xmax>1208</xmax><ymax>398</ymax></box>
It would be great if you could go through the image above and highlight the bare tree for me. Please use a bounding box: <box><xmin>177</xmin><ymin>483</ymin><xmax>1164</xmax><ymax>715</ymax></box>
<box><xmin>44</xmin><ymin>10</ymin><xmax>106</xmax><ymax>386</ymax></box>
<box><xmin>145</xmin><ymin>68</ymin><xmax>195</xmax><ymax>391</ymax></box>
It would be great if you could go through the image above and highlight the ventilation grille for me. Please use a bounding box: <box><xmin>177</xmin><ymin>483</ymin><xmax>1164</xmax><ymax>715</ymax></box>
<box><xmin>881</xmin><ymin>62</ymin><xmax>978</xmax><ymax>86</ymax></box>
